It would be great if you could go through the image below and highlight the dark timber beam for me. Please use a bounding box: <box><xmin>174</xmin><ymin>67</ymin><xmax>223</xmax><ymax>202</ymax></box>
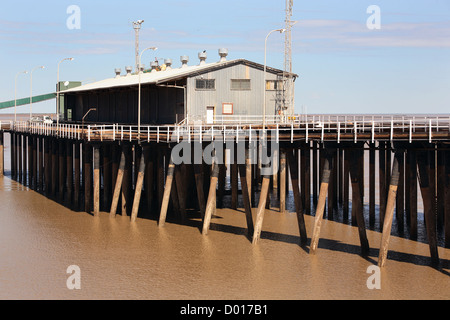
<box><xmin>310</xmin><ymin>145</ymin><xmax>334</xmax><ymax>254</ymax></box>
<box><xmin>348</xmin><ymin>145</ymin><xmax>370</xmax><ymax>256</ymax></box>
<box><xmin>417</xmin><ymin>146</ymin><xmax>439</xmax><ymax>265</ymax></box>
<box><xmin>287</xmin><ymin>147</ymin><xmax>307</xmax><ymax>246</ymax></box>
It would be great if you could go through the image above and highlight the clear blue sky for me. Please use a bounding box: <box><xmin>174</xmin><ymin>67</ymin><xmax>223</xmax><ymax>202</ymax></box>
<box><xmin>1</xmin><ymin>0</ymin><xmax>449</xmax><ymax>115</ymax></box>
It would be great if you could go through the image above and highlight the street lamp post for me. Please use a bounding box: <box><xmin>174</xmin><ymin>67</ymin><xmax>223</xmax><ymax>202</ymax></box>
<box><xmin>263</xmin><ymin>28</ymin><xmax>285</xmax><ymax>128</ymax></box>
<box><xmin>15</xmin><ymin>70</ymin><xmax>28</xmax><ymax>122</ymax></box>
<box><xmin>82</xmin><ymin>108</ymin><xmax>97</xmax><ymax>139</ymax></box>
<box><xmin>138</xmin><ymin>47</ymin><xmax>157</xmax><ymax>140</ymax></box>
<box><xmin>30</xmin><ymin>66</ymin><xmax>45</xmax><ymax>120</ymax></box>
<box><xmin>57</xmin><ymin>57</ymin><xmax>74</xmax><ymax>129</ymax></box>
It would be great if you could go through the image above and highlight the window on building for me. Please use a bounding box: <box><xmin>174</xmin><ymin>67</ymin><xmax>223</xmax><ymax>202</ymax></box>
<box><xmin>222</xmin><ymin>103</ymin><xmax>233</xmax><ymax>115</ymax></box>
<box><xmin>196</xmin><ymin>79</ymin><xmax>215</xmax><ymax>90</ymax></box>
<box><xmin>231</xmin><ymin>79</ymin><xmax>251</xmax><ymax>91</ymax></box>
<box><xmin>265</xmin><ymin>80</ymin><xmax>284</xmax><ymax>91</ymax></box>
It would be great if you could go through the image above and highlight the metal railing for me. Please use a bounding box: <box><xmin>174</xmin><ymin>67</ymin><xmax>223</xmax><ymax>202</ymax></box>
<box><xmin>186</xmin><ymin>114</ymin><xmax>299</xmax><ymax>126</ymax></box>
<box><xmin>1</xmin><ymin>114</ymin><xmax>449</xmax><ymax>144</ymax></box>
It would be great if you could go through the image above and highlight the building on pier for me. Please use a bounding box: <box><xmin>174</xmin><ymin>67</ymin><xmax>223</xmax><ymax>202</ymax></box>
<box><xmin>62</xmin><ymin>49</ymin><xmax>298</xmax><ymax>125</ymax></box>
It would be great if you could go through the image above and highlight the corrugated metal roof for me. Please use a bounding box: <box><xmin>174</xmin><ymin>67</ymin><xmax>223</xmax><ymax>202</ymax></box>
<box><xmin>64</xmin><ymin>59</ymin><xmax>298</xmax><ymax>94</ymax></box>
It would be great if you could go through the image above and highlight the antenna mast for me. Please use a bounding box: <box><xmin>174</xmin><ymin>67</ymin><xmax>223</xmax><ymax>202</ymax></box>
<box><xmin>133</xmin><ymin>20</ymin><xmax>145</xmax><ymax>74</ymax></box>
<box><xmin>284</xmin><ymin>0</ymin><xmax>294</xmax><ymax>116</ymax></box>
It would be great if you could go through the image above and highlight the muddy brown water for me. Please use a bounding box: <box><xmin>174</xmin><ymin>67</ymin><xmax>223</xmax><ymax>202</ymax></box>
<box><xmin>0</xmin><ymin>116</ymin><xmax>449</xmax><ymax>300</ymax></box>
<box><xmin>0</xmin><ymin>175</ymin><xmax>449</xmax><ymax>300</ymax></box>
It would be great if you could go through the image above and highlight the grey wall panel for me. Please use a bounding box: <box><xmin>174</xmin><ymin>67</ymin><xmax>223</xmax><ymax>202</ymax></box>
<box><xmin>187</xmin><ymin>63</ymin><xmax>284</xmax><ymax>119</ymax></box>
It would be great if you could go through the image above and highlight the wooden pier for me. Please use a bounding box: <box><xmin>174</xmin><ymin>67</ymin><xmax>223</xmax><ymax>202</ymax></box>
<box><xmin>1</xmin><ymin>114</ymin><xmax>449</xmax><ymax>267</ymax></box>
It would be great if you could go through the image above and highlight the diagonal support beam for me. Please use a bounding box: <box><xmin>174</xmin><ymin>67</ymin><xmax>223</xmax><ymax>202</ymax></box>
<box><xmin>131</xmin><ymin>146</ymin><xmax>148</xmax><ymax>223</ymax></box>
<box><xmin>109</xmin><ymin>147</ymin><xmax>126</xmax><ymax>218</ymax></box>
<box><xmin>310</xmin><ymin>147</ymin><xmax>333</xmax><ymax>254</ymax></box>
<box><xmin>378</xmin><ymin>150</ymin><xmax>401</xmax><ymax>267</ymax></box>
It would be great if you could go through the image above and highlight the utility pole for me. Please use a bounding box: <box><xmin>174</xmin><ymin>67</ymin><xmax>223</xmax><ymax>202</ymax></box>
<box><xmin>133</xmin><ymin>20</ymin><xmax>145</xmax><ymax>74</ymax></box>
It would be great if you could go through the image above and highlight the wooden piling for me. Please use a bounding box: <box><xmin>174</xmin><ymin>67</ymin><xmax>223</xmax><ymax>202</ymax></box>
<box><xmin>0</xmin><ymin>131</ymin><xmax>3</xmax><ymax>176</ymax></box>
<box><xmin>217</xmin><ymin>162</ymin><xmax>226</xmax><ymax>209</ymax></box>
<box><xmin>144</xmin><ymin>145</ymin><xmax>154</xmax><ymax>214</ymax></box>
<box><xmin>111</xmin><ymin>143</ymin><xmax>119</xmax><ymax>195</ymax></box>
<box><xmin>349</xmin><ymin>146</ymin><xmax>370</xmax><ymax>256</ymax></box>
<box><xmin>170</xmin><ymin>162</ymin><xmax>181</xmax><ymax>219</ymax></box>
<box><xmin>58</xmin><ymin>140</ymin><xmax>65</xmax><ymax>202</ymax></box>
<box><xmin>156</xmin><ymin>146</ymin><xmax>165</xmax><ymax>211</ymax></box>
<box><xmin>102</xmin><ymin>144</ymin><xmax>111</xmax><ymax>211</ymax></box>
<box><xmin>51</xmin><ymin>139</ymin><xmax>58</xmax><ymax>197</ymax></box>
<box><xmin>246</xmin><ymin>147</ymin><xmax>252</xmax><ymax>206</ymax></box>
<box><xmin>312</xmin><ymin>142</ymin><xmax>318</xmax><ymax>206</ymax></box>
<box><xmin>202</xmin><ymin>159</ymin><xmax>220</xmax><ymax>235</ymax></box>
<box><xmin>279</xmin><ymin>151</ymin><xmax>286</xmax><ymax>213</ymax></box>
<box><xmin>238</xmin><ymin>159</ymin><xmax>254</xmax><ymax>236</ymax></box>
<box><xmin>272</xmin><ymin>148</ymin><xmax>278</xmax><ymax>191</ymax></box>
<box><xmin>84</xmin><ymin>143</ymin><xmax>92</xmax><ymax>214</ymax></box>
<box><xmin>159</xmin><ymin>154</ymin><xmax>175</xmax><ymax>227</ymax></box>
<box><xmin>436</xmin><ymin>146</ymin><xmax>445</xmax><ymax>228</ymax></box>
<box><xmin>378</xmin><ymin>150</ymin><xmax>401</xmax><ymax>267</ymax></box>
<box><xmin>93</xmin><ymin>146</ymin><xmax>100</xmax><ymax>216</ymax></box>
<box><xmin>10</xmin><ymin>133</ymin><xmax>15</xmax><ymax>179</ymax></box>
<box><xmin>310</xmin><ymin>147</ymin><xmax>333</xmax><ymax>254</ymax></box>
<box><xmin>32</xmin><ymin>136</ymin><xmax>37</xmax><ymax>189</ymax></box>
<box><xmin>358</xmin><ymin>147</ymin><xmax>365</xmax><ymax>224</ymax></box>
<box><xmin>133</xmin><ymin>145</ymin><xmax>141</xmax><ymax>189</ymax></box>
<box><xmin>396</xmin><ymin>150</ymin><xmax>405</xmax><ymax>232</ymax></box>
<box><xmin>303</xmin><ymin>143</ymin><xmax>311</xmax><ymax>215</ymax></box>
<box><xmin>24</xmin><ymin>135</ymin><xmax>28</xmax><ymax>185</ymax></box>
<box><xmin>44</xmin><ymin>137</ymin><xmax>50</xmax><ymax>195</ymax></box>
<box><xmin>327</xmin><ymin>149</ymin><xmax>336</xmax><ymax>220</ymax></box>
<box><xmin>343</xmin><ymin>148</ymin><xmax>350</xmax><ymax>220</ymax></box>
<box><xmin>405</xmin><ymin>148</ymin><xmax>411</xmax><ymax>225</ymax></box>
<box><xmin>174</xmin><ymin>163</ymin><xmax>187</xmax><ymax>221</ymax></box>
<box><xmin>300</xmin><ymin>146</ymin><xmax>306</xmax><ymax>210</ymax></box>
<box><xmin>28</xmin><ymin>135</ymin><xmax>33</xmax><ymax>187</ymax></box>
<box><xmin>66</xmin><ymin>141</ymin><xmax>73</xmax><ymax>205</ymax></box>
<box><xmin>9</xmin><ymin>133</ymin><xmax>12</xmax><ymax>179</ymax></box>
<box><xmin>338</xmin><ymin>147</ymin><xmax>344</xmax><ymax>205</ymax></box>
<box><xmin>194</xmin><ymin>162</ymin><xmax>206</xmax><ymax>220</ymax></box>
<box><xmin>122</xmin><ymin>143</ymin><xmax>132</xmax><ymax>216</ymax></box>
<box><xmin>379</xmin><ymin>141</ymin><xmax>387</xmax><ymax>229</ymax></box>
<box><xmin>287</xmin><ymin>148</ymin><xmax>307</xmax><ymax>246</ymax></box>
<box><xmin>131</xmin><ymin>145</ymin><xmax>147</xmax><ymax>223</ymax></box>
<box><xmin>417</xmin><ymin>149</ymin><xmax>439</xmax><ymax>265</ymax></box>
<box><xmin>74</xmin><ymin>141</ymin><xmax>80</xmax><ymax>210</ymax></box>
<box><xmin>369</xmin><ymin>143</ymin><xmax>376</xmax><ymax>226</ymax></box>
<box><xmin>429</xmin><ymin>147</ymin><xmax>436</xmax><ymax>219</ymax></box>
<box><xmin>386</xmin><ymin>142</ymin><xmax>392</xmax><ymax>196</ymax></box>
<box><xmin>408</xmin><ymin>148</ymin><xmax>418</xmax><ymax>239</ymax></box>
<box><xmin>252</xmin><ymin>174</ymin><xmax>271</xmax><ymax>245</ymax></box>
<box><xmin>110</xmin><ymin>146</ymin><xmax>126</xmax><ymax>218</ymax></box>
<box><xmin>39</xmin><ymin>137</ymin><xmax>44</xmax><ymax>191</ymax></box>
<box><xmin>18</xmin><ymin>134</ymin><xmax>22</xmax><ymax>183</ymax></box>
<box><xmin>231</xmin><ymin>148</ymin><xmax>238</xmax><ymax>210</ymax></box>
<box><xmin>445</xmin><ymin>149</ymin><xmax>450</xmax><ymax>249</ymax></box>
